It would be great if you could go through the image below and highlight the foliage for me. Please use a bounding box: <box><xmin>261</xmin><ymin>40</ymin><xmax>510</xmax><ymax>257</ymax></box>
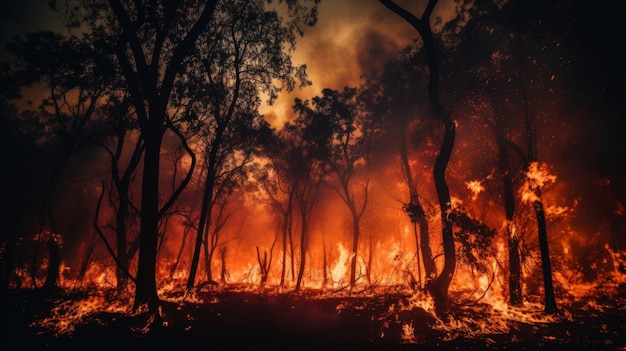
<box><xmin>450</xmin><ymin>207</ymin><xmax>496</xmax><ymax>273</ymax></box>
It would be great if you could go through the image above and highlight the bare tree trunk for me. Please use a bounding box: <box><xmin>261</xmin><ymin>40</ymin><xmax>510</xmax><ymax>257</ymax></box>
<box><xmin>512</xmin><ymin>3</ymin><xmax>557</xmax><ymax>315</ymax></box>
<box><xmin>430</xmin><ymin>117</ymin><xmax>456</xmax><ymax>315</ymax></box>
<box><xmin>281</xmin><ymin>217</ymin><xmax>288</xmax><ymax>286</ymax></box>
<box><xmin>495</xmin><ymin>135</ymin><xmax>523</xmax><ymax>306</ymax></box>
<box><xmin>348</xmin><ymin>203</ymin><xmax>361</xmax><ymax>288</ymax></box>
<box><xmin>366</xmin><ymin>234</ymin><xmax>374</xmax><ymax>286</ymax></box>
<box><xmin>256</xmin><ymin>247</ymin><xmax>271</xmax><ymax>288</ymax></box>
<box><xmin>524</xmin><ymin>102</ymin><xmax>557</xmax><ymax>316</ymax></box>
<box><xmin>400</xmin><ymin>137</ymin><xmax>435</xmax><ymax>281</ymax></box>
<box><xmin>203</xmin><ymin>223</ymin><xmax>213</xmax><ymax>283</ymax></box>
<box><xmin>187</xmin><ymin>124</ymin><xmax>227</xmax><ymax>291</ymax></box>
<box><xmin>322</xmin><ymin>230</ymin><xmax>328</xmax><ymax>287</ymax></box>
<box><xmin>115</xmin><ymin>189</ymin><xmax>130</xmax><ymax>294</ymax></box>
<box><xmin>288</xmin><ymin>211</ymin><xmax>296</xmax><ymax>283</ymax></box>
<box><xmin>219</xmin><ymin>246</ymin><xmax>228</xmax><ymax>284</ymax></box>
<box><xmin>523</xmin><ymin>109</ymin><xmax>557</xmax><ymax>313</ymax></box>
<box><xmin>533</xmin><ymin>194</ymin><xmax>557</xmax><ymax>313</ymax></box>
<box><xmin>42</xmin><ymin>234</ymin><xmax>61</xmax><ymax>292</ymax></box>
<box><xmin>280</xmin><ymin>191</ymin><xmax>294</xmax><ymax>286</ymax></box>
<box><xmin>294</xmin><ymin>205</ymin><xmax>308</xmax><ymax>292</ymax></box>
<box><xmin>187</xmin><ymin>162</ymin><xmax>215</xmax><ymax>291</ymax></box>
<box><xmin>134</xmin><ymin>128</ymin><xmax>163</xmax><ymax>310</ymax></box>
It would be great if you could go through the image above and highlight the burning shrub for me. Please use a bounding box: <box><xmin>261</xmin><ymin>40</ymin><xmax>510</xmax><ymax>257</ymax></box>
<box><xmin>450</xmin><ymin>208</ymin><xmax>497</xmax><ymax>272</ymax></box>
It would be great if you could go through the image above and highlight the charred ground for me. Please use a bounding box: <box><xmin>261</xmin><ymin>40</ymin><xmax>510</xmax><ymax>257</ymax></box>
<box><xmin>2</xmin><ymin>285</ymin><xmax>624</xmax><ymax>351</ymax></box>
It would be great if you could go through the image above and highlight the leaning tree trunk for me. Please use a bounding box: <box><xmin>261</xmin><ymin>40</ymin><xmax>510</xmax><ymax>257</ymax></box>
<box><xmin>187</xmin><ymin>166</ymin><xmax>213</xmax><ymax>291</ymax></box>
<box><xmin>187</xmin><ymin>126</ymin><xmax>225</xmax><ymax>291</ymax></box>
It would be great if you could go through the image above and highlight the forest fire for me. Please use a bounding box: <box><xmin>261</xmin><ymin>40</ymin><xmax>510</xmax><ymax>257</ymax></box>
<box><xmin>1</xmin><ymin>0</ymin><xmax>624</xmax><ymax>350</ymax></box>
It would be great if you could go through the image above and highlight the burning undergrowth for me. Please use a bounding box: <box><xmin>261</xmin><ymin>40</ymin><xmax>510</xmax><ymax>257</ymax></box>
<box><xmin>3</xmin><ymin>271</ymin><xmax>624</xmax><ymax>351</ymax></box>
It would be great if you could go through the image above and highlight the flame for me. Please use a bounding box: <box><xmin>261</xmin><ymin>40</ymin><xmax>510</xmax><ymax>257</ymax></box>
<box><xmin>330</xmin><ymin>242</ymin><xmax>350</xmax><ymax>288</ymax></box>
<box><xmin>402</xmin><ymin>322</ymin><xmax>417</xmax><ymax>343</ymax></box>
<box><xmin>466</xmin><ymin>180</ymin><xmax>485</xmax><ymax>201</ymax></box>
<box><xmin>31</xmin><ymin>294</ymin><xmax>131</xmax><ymax>336</ymax></box>
<box><xmin>521</xmin><ymin>162</ymin><xmax>557</xmax><ymax>203</ymax></box>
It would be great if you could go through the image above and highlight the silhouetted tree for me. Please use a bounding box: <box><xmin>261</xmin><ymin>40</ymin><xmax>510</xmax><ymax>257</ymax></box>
<box><xmin>509</xmin><ymin>0</ymin><xmax>558</xmax><ymax>314</ymax></box>
<box><xmin>255</xmin><ymin>137</ymin><xmax>299</xmax><ymax>286</ymax></box>
<box><xmin>50</xmin><ymin>0</ymin><xmax>220</xmax><ymax>311</ymax></box>
<box><xmin>441</xmin><ymin>0</ymin><xmax>526</xmax><ymax>307</ymax></box>
<box><xmin>361</xmin><ymin>58</ymin><xmax>436</xmax><ymax>287</ymax></box>
<box><xmin>91</xmin><ymin>93</ymin><xmax>142</xmax><ymax>296</ymax></box>
<box><xmin>6</xmin><ymin>30</ymin><xmax>112</xmax><ymax>293</ymax></box>
<box><xmin>184</xmin><ymin>0</ymin><xmax>318</xmax><ymax>293</ymax></box>
<box><xmin>0</xmin><ymin>66</ymin><xmax>23</xmax><ymax>299</ymax></box>
<box><xmin>379</xmin><ymin>0</ymin><xmax>457</xmax><ymax>316</ymax></box>
<box><xmin>296</xmin><ymin>87</ymin><xmax>376</xmax><ymax>288</ymax></box>
<box><xmin>278</xmin><ymin>99</ymin><xmax>332</xmax><ymax>291</ymax></box>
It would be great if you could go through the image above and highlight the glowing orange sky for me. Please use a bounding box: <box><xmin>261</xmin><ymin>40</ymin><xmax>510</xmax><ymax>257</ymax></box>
<box><xmin>259</xmin><ymin>0</ymin><xmax>458</xmax><ymax>127</ymax></box>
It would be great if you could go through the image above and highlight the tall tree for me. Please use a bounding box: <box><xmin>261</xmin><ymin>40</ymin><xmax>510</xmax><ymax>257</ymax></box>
<box><xmin>379</xmin><ymin>0</ymin><xmax>457</xmax><ymax>315</ymax></box>
<box><xmin>441</xmin><ymin>0</ymin><xmax>526</xmax><ymax>306</ymax></box>
<box><xmin>509</xmin><ymin>1</ymin><xmax>558</xmax><ymax>314</ymax></box>
<box><xmin>57</xmin><ymin>0</ymin><xmax>221</xmax><ymax>310</ymax></box>
<box><xmin>442</xmin><ymin>0</ymin><xmax>577</xmax><ymax>313</ymax></box>
<box><xmin>362</xmin><ymin>59</ymin><xmax>437</xmax><ymax>287</ymax></box>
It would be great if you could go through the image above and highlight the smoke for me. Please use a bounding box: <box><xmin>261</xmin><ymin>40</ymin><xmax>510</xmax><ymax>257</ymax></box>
<box><xmin>264</xmin><ymin>0</ymin><xmax>433</xmax><ymax>127</ymax></box>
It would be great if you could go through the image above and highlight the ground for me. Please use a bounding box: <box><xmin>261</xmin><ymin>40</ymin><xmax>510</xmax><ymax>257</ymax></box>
<box><xmin>1</xmin><ymin>286</ymin><xmax>625</xmax><ymax>351</ymax></box>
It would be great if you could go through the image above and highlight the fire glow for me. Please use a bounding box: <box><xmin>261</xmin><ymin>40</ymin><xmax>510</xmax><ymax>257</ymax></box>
<box><xmin>1</xmin><ymin>0</ymin><xmax>624</xmax><ymax>350</ymax></box>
